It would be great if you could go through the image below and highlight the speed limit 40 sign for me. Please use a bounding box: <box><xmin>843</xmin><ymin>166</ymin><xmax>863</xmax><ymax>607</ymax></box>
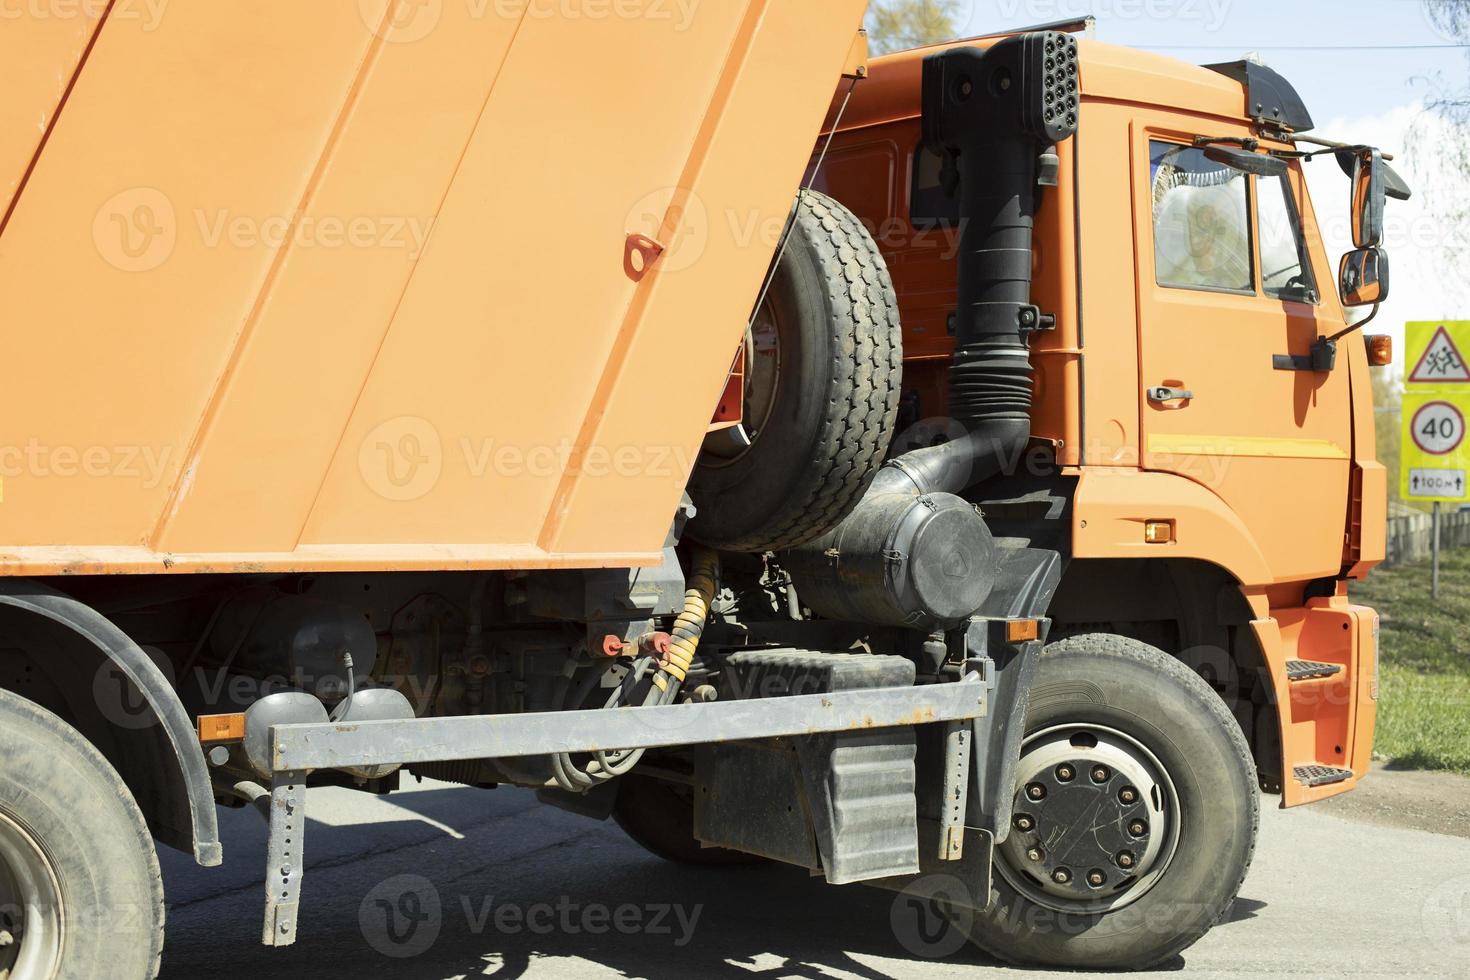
<box><xmin>1411</xmin><ymin>401</ymin><xmax>1465</xmax><ymax>456</ymax></box>
<box><xmin>1403</xmin><ymin>322</ymin><xmax>1470</xmax><ymax>503</ymax></box>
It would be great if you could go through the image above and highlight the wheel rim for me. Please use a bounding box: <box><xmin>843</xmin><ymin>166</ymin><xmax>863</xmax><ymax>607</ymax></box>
<box><xmin>700</xmin><ymin>299</ymin><xmax>783</xmax><ymax>466</ymax></box>
<box><xmin>0</xmin><ymin>810</ymin><xmax>64</xmax><ymax>980</ymax></box>
<box><xmin>995</xmin><ymin>723</ymin><xmax>1182</xmax><ymax>915</ymax></box>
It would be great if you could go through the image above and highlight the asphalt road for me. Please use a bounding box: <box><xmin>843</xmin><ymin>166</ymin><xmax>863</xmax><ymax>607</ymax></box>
<box><xmin>156</xmin><ymin>768</ymin><xmax>1470</xmax><ymax>979</ymax></box>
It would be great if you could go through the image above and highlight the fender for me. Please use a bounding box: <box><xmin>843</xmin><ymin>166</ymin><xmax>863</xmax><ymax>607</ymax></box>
<box><xmin>869</xmin><ymin>544</ymin><xmax>1062</xmax><ymax>914</ymax></box>
<box><xmin>966</xmin><ymin>545</ymin><xmax>1064</xmax><ymax>843</ymax></box>
<box><xmin>0</xmin><ymin>581</ymin><xmax>222</xmax><ymax>866</ymax></box>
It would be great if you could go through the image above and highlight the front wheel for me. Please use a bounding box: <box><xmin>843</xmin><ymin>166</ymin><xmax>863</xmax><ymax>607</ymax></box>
<box><xmin>965</xmin><ymin>633</ymin><xmax>1259</xmax><ymax>970</ymax></box>
<box><xmin>0</xmin><ymin>689</ymin><xmax>164</xmax><ymax>979</ymax></box>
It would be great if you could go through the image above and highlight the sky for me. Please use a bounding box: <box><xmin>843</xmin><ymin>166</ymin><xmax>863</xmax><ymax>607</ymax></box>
<box><xmin>947</xmin><ymin>0</ymin><xmax>1470</xmax><ymax>366</ymax></box>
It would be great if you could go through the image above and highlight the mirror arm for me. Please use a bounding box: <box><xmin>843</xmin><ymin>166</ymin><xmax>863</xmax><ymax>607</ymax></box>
<box><xmin>1273</xmin><ymin>306</ymin><xmax>1379</xmax><ymax>374</ymax></box>
<box><xmin>1193</xmin><ymin>135</ymin><xmax>1259</xmax><ymax>151</ymax></box>
<box><xmin>1293</xmin><ymin>134</ymin><xmax>1396</xmax><ymax>162</ymax></box>
<box><xmin>1327</xmin><ymin>304</ymin><xmax>1379</xmax><ymax>343</ymax></box>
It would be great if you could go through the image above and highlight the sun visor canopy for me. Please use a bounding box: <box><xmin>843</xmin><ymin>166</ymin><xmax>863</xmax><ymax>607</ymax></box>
<box><xmin>1205</xmin><ymin>60</ymin><xmax>1315</xmax><ymax>133</ymax></box>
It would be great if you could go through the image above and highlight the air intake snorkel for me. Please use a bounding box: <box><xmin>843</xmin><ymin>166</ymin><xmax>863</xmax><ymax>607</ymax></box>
<box><xmin>873</xmin><ymin>30</ymin><xmax>1081</xmax><ymax>497</ymax></box>
<box><xmin>785</xmin><ymin>33</ymin><xmax>1080</xmax><ymax>630</ymax></box>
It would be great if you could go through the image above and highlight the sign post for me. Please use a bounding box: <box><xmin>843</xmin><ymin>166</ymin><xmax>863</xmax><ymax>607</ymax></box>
<box><xmin>1402</xmin><ymin>321</ymin><xmax>1470</xmax><ymax>598</ymax></box>
<box><xmin>1433</xmin><ymin>504</ymin><xmax>1441</xmax><ymax>599</ymax></box>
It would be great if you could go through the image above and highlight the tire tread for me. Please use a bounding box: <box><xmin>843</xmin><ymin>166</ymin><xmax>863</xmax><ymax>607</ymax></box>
<box><xmin>699</xmin><ymin>190</ymin><xmax>901</xmax><ymax>552</ymax></box>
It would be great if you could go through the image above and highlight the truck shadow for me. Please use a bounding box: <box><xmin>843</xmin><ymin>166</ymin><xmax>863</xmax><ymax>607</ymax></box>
<box><xmin>158</xmin><ymin>782</ymin><xmax>1258</xmax><ymax>978</ymax></box>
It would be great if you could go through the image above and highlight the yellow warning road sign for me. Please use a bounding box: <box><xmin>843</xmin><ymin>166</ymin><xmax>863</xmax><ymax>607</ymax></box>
<box><xmin>1403</xmin><ymin>321</ymin><xmax>1470</xmax><ymax>503</ymax></box>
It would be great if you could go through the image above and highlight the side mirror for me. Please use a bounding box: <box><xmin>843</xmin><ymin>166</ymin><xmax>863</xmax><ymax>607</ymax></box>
<box><xmin>1339</xmin><ymin>246</ymin><xmax>1389</xmax><ymax>307</ymax></box>
<box><xmin>1202</xmin><ymin>144</ymin><xmax>1289</xmax><ymax>178</ymax></box>
<box><xmin>1337</xmin><ymin>146</ymin><xmax>1412</xmax><ymax>202</ymax></box>
<box><xmin>1348</xmin><ymin>148</ymin><xmax>1385</xmax><ymax>248</ymax></box>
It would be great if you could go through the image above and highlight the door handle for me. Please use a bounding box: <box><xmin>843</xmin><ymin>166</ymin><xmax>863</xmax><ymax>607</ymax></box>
<box><xmin>1147</xmin><ymin>386</ymin><xmax>1194</xmax><ymax>404</ymax></box>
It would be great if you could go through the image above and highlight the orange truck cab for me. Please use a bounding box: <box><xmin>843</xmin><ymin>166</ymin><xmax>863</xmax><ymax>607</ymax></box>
<box><xmin>0</xmin><ymin>8</ymin><xmax>1402</xmax><ymax>977</ymax></box>
<box><xmin>813</xmin><ymin>29</ymin><xmax>1392</xmax><ymax>810</ymax></box>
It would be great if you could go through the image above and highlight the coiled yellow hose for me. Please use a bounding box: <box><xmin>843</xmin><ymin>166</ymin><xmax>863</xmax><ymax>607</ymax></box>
<box><xmin>550</xmin><ymin>546</ymin><xmax>719</xmax><ymax>792</ymax></box>
<box><xmin>653</xmin><ymin>547</ymin><xmax>719</xmax><ymax>691</ymax></box>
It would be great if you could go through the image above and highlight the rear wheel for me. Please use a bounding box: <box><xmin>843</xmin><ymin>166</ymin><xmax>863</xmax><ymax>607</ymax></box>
<box><xmin>0</xmin><ymin>689</ymin><xmax>164</xmax><ymax>980</ymax></box>
<box><xmin>614</xmin><ymin>774</ymin><xmax>760</xmax><ymax>867</ymax></box>
<box><xmin>964</xmin><ymin>634</ymin><xmax>1258</xmax><ymax>970</ymax></box>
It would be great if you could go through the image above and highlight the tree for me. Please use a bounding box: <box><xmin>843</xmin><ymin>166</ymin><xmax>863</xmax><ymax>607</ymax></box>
<box><xmin>865</xmin><ymin>0</ymin><xmax>961</xmax><ymax>55</ymax></box>
<box><xmin>1415</xmin><ymin>2</ymin><xmax>1470</xmax><ymax>298</ymax></box>
<box><xmin>1372</xmin><ymin>370</ymin><xmax>1409</xmax><ymax>506</ymax></box>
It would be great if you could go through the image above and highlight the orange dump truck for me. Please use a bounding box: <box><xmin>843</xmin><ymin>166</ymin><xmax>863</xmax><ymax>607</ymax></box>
<box><xmin>0</xmin><ymin>6</ymin><xmax>1405</xmax><ymax>976</ymax></box>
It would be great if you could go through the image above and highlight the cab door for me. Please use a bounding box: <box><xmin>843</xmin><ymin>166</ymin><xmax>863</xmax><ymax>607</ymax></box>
<box><xmin>1133</xmin><ymin>119</ymin><xmax>1352</xmax><ymax>583</ymax></box>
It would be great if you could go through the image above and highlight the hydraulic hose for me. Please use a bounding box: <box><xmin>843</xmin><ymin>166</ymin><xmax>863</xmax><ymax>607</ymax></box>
<box><xmin>654</xmin><ymin>547</ymin><xmax>719</xmax><ymax>695</ymax></box>
<box><xmin>550</xmin><ymin>547</ymin><xmax>719</xmax><ymax>793</ymax></box>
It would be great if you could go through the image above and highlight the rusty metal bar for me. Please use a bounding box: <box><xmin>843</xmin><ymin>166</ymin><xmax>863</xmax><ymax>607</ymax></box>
<box><xmin>270</xmin><ymin>682</ymin><xmax>985</xmax><ymax>774</ymax></box>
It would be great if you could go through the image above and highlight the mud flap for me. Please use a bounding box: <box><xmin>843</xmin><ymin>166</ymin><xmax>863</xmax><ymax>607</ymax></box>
<box><xmin>694</xmin><ymin>649</ymin><xmax>924</xmax><ymax>883</ymax></box>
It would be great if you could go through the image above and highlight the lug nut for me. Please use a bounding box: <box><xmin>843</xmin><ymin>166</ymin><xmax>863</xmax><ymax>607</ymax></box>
<box><xmin>1087</xmin><ymin>869</ymin><xmax>1106</xmax><ymax>887</ymax></box>
<box><xmin>1014</xmin><ymin>814</ymin><xmax>1035</xmax><ymax>832</ymax></box>
<box><xmin>1129</xmin><ymin>820</ymin><xmax>1148</xmax><ymax>837</ymax></box>
<box><xmin>1119</xmin><ymin>786</ymin><xmax>1139</xmax><ymax>804</ymax></box>
<box><xmin>1116</xmin><ymin>850</ymin><xmax>1136</xmax><ymax>869</ymax></box>
<box><xmin>1027</xmin><ymin>847</ymin><xmax>1044</xmax><ymax>862</ymax></box>
<box><xmin>1054</xmin><ymin>764</ymin><xmax>1075</xmax><ymax>782</ymax></box>
<box><xmin>1051</xmin><ymin>868</ymin><xmax>1072</xmax><ymax>884</ymax></box>
<box><xmin>1026</xmin><ymin>782</ymin><xmax>1047</xmax><ymax>801</ymax></box>
<box><xmin>1091</xmin><ymin>765</ymin><xmax>1111</xmax><ymax>783</ymax></box>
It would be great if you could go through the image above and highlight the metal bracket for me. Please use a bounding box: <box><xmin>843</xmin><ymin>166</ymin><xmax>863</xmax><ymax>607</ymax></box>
<box><xmin>262</xmin><ymin>771</ymin><xmax>308</xmax><ymax>947</ymax></box>
<box><xmin>938</xmin><ymin>719</ymin><xmax>972</xmax><ymax>860</ymax></box>
<box><xmin>1273</xmin><ymin>336</ymin><xmax>1337</xmax><ymax>372</ymax></box>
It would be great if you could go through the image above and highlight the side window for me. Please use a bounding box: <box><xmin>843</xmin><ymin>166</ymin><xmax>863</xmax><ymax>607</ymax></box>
<box><xmin>1257</xmin><ymin>173</ymin><xmax>1319</xmax><ymax>303</ymax></box>
<box><xmin>1149</xmin><ymin>141</ymin><xmax>1253</xmax><ymax>293</ymax></box>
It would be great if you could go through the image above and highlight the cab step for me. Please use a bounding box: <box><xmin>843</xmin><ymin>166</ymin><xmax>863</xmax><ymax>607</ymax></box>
<box><xmin>1293</xmin><ymin>764</ymin><xmax>1353</xmax><ymax>787</ymax></box>
<box><xmin>1285</xmin><ymin>659</ymin><xmax>1343</xmax><ymax>681</ymax></box>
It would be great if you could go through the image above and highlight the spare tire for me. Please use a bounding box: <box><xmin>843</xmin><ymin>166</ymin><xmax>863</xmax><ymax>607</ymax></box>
<box><xmin>688</xmin><ymin>190</ymin><xmax>902</xmax><ymax>552</ymax></box>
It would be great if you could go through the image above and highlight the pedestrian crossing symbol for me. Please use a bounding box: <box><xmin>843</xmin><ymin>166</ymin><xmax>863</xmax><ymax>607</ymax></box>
<box><xmin>1408</xmin><ymin>324</ymin><xmax>1470</xmax><ymax>384</ymax></box>
<box><xmin>1404</xmin><ymin>322</ymin><xmax>1470</xmax><ymax>502</ymax></box>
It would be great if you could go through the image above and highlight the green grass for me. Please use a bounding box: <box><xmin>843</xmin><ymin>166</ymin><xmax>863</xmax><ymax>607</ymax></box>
<box><xmin>1350</xmin><ymin>548</ymin><xmax>1470</xmax><ymax>775</ymax></box>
